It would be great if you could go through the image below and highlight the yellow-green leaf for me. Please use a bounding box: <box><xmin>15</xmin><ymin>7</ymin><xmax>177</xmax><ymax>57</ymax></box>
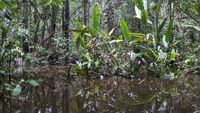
<box><xmin>120</xmin><ymin>19</ymin><xmax>131</xmax><ymax>41</ymax></box>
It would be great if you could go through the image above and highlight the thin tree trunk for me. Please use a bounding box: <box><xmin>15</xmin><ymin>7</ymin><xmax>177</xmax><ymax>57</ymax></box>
<box><xmin>62</xmin><ymin>87</ymin><xmax>69</xmax><ymax>113</ymax></box>
<box><xmin>107</xmin><ymin>3</ymin><xmax>114</xmax><ymax>32</ymax></box>
<box><xmin>41</xmin><ymin>19</ymin><xmax>46</xmax><ymax>47</ymax></box>
<box><xmin>65</xmin><ymin>0</ymin><xmax>70</xmax><ymax>51</ymax></box>
<box><xmin>83</xmin><ymin>0</ymin><xmax>90</xmax><ymax>26</ymax></box>
<box><xmin>33</xmin><ymin>0</ymin><xmax>39</xmax><ymax>45</ymax></box>
<box><xmin>47</xmin><ymin>8</ymin><xmax>57</xmax><ymax>48</ymax></box>
<box><xmin>22</xmin><ymin>0</ymin><xmax>29</xmax><ymax>53</ymax></box>
<box><xmin>63</xmin><ymin>0</ymin><xmax>70</xmax><ymax>52</ymax></box>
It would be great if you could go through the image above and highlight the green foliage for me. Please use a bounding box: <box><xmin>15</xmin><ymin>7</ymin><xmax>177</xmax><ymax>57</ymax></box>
<box><xmin>165</xmin><ymin>19</ymin><xmax>174</xmax><ymax>43</ymax></box>
<box><xmin>0</xmin><ymin>2</ymin><xmax>5</xmax><ymax>11</ymax></box>
<box><xmin>0</xmin><ymin>0</ymin><xmax>199</xmax><ymax>86</ymax></box>
<box><xmin>133</xmin><ymin>0</ymin><xmax>150</xmax><ymax>25</ymax></box>
<box><xmin>91</xmin><ymin>5</ymin><xmax>101</xmax><ymax>35</ymax></box>
<box><xmin>133</xmin><ymin>0</ymin><xmax>144</xmax><ymax>10</ymax></box>
<box><xmin>27</xmin><ymin>79</ymin><xmax>39</xmax><ymax>87</ymax></box>
<box><xmin>120</xmin><ymin>19</ymin><xmax>131</xmax><ymax>41</ymax></box>
<box><xmin>157</xmin><ymin>17</ymin><xmax>168</xmax><ymax>39</ymax></box>
<box><xmin>12</xmin><ymin>85</ymin><xmax>22</xmax><ymax>96</ymax></box>
<box><xmin>141</xmin><ymin>9</ymin><xmax>148</xmax><ymax>26</ymax></box>
<box><xmin>39</xmin><ymin>0</ymin><xmax>51</xmax><ymax>5</ymax></box>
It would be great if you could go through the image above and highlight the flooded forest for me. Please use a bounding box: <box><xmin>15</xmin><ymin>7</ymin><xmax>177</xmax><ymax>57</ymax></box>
<box><xmin>0</xmin><ymin>0</ymin><xmax>200</xmax><ymax>113</ymax></box>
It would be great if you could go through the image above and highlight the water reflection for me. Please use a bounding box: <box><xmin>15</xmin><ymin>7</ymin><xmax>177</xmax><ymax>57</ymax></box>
<box><xmin>1</xmin><ymin>66</ymin><xmax>200</xmax><ymax>113</ymax></box>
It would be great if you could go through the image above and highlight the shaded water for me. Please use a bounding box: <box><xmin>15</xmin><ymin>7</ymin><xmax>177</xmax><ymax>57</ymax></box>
<box><xmin>1</xmin><ymin>66</ymin><xmax>200</xmax><ymax>113</ymax></box>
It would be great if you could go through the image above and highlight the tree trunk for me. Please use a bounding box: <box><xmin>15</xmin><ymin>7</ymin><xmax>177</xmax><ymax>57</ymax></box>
<box><xmin>33</xmin><ymin>0</ymin><xmax>40</xmax><ymax>45</ymax></box>
<box><xmin>46</xmin><ymin>8</ymin><xmax>57</xmax><ymax>48</ymax></box>
<box><xmin>107</xmin><ymin>3</ymin><xmax>114</xmax><ymax>32</ymax></box>
<box><xmin>22</xmin><ymin>0</ymin><xmax>29</xmax><ymax>53</ymax></box>
<box><xmin>83</xmin><ymin>0</ymin><xmax>90</xmax><ymax>26</ymax></box>
<box><xmin>62</xmin><ymin>87</ymin><xmax>70</xmax><ymax>113</ymax></box>
<box><xmin>63</xmin><ymin>0</ymin><xmax>70</xmax><ymax>51</ymax></box>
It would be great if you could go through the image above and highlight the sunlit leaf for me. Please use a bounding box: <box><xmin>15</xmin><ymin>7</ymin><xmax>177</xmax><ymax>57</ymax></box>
<box><xmin>143</xmin><ymin>0</ymin><xmax>148</xmax><ymax>10</ymax></box>
<box><xmin>95</xmin><ymin>60</ymin><xmax>99</xmax><ymax>68</ymax></box>
<box><xmin>109</xmin><ymin>28</ymin><xmax>115</xmax><ymax>36</ymax></box>
<box><xmin>12</xmin><ymin>85</ymin><xmax>22</xmax><ymax>96</ymax></box>
<box><xmin>170</xmin><ymin>49</ymin><xmax>177</xmax><ymax>61</ymax></box>
<box><xmin>162</xmin><ymin>72</ymin><xmax>175</xmax><ymax>80</ymax></box>
<box><xmin>135</xmin><ymin>6</ymin><xmax>141</xmax><ymax>19</ymax></box>
<box><xmin>131</xmin><ymin>33</ymin><xmax>145</xmax><ymax>38</ymax></box>
<box><xmin>132</xmin><ymin>37</ymin><xmax>144</xmax><ymax>44</ymax></box>
<box><xmin>134</xmin><ymin>6</ymin><xmax>152</xmax><ymax>24</ymax></box>
<box><xmin>80</xmin><ymin>36</ymin><xmax>85</xmax><ymax>48</ymax></box>
<box><xmin>87</xmin><ymin>62</ymin><xmax>91</xmax><ymax>68</ymax></box>
<box><xmin>73</xmin><ymin>32</ymin><xmax>81</xmax><ymax>41</ymax></box>
<box><xmin>28</xmin><ymin>79</ymin><xmax>39</xmax><ymax>87</ymax></box>
<box><xmin>162</xmin><ymin>35</ymin><xmax>168</xmax><ymax>48</ymax></box>
<box><xmin>109</xmin><ymin>40</ymin><xmax>123</xmax><ymax>44</ymax></box>
<box><xmin>76</xmin><ymin>61</ymin><xmax>83</xmax><ymax>69</ymax></box>
<box><xmin>0</xmin><ymin>2</ymin><xmax>5</xmax><ymax>11</ymax></box>
<box><xmin>120</xmin><ymin>19</ymin><xmax>131</xmax><ymax>41</ymax></box>
<box><xmin>94</xmin><ymin>85</ymin><xmax>100</xmax><ymax>93</ymax></box>
<box><xmin>183</xmin><ymin>24</ymin><xmax>200</xmax><ymax>31</ymax></box>
<box><xmin>92</xmin><ymin>5</ymin><xmax>100</xmax><ymax>35</ymax></box>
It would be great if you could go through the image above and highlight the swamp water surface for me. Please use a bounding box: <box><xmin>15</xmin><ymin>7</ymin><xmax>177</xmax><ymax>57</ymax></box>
<box><xmin>1</xmin><ymin>66</ymin><xmax>200</xmax><ymax>113</ymax></box>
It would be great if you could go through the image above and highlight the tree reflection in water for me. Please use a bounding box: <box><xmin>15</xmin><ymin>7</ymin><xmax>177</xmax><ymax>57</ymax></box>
<box><xmin>1</xmin><ymin>66</ymin><xmax>199</xmax><ymax>113</ymax></box>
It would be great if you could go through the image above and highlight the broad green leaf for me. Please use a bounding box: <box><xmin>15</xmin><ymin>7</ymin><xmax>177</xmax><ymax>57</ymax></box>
<box><xmin>165</xmin><ymin>19</ymin><xmax>174</xmax><ymax>43</ymax></box>
<box><xmin>120</xmin><ymin>19</ymin><xmax>131</xmax><ymax>41</ymax></box>
<box><xmin>12</xmin><ymin>85</ymin><xmax>22</xmax><ymax>96</ymax></box>
<box><xmin>92</xmin><ymin>5</ymin><xmax>100</xmax><ymax>35</ymax></box>
<box><xmin>80</xmin><ymin>36</ymin><xmax>85</xmax><ymax>48</ymax></box>
<box><xmin>141</xmin><ymin>10</ymin><xmax>148</xmax><ymax>26</ymax></box>
<box><xmin>157</xmin><ymin>17</ymin><xmax>168</xmax><ymax>38</ymax></box>
<box><xmin>76</xmin><ymin>35</ymin><xmax>85</xmax><ymax>48</ymax></box>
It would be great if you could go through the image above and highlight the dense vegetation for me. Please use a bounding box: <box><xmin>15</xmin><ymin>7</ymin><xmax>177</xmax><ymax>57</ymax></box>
<box><xmin>0</xmin><ymin>0</ymin><xmax>199</xmax><ymax>102</ymax></box>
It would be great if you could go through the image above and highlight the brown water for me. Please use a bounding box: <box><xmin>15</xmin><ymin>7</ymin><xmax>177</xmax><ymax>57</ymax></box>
<box><xmin>1</xmin><ymin>66</ymin><xmax>200</xmax><ymax>113</ymax></box>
